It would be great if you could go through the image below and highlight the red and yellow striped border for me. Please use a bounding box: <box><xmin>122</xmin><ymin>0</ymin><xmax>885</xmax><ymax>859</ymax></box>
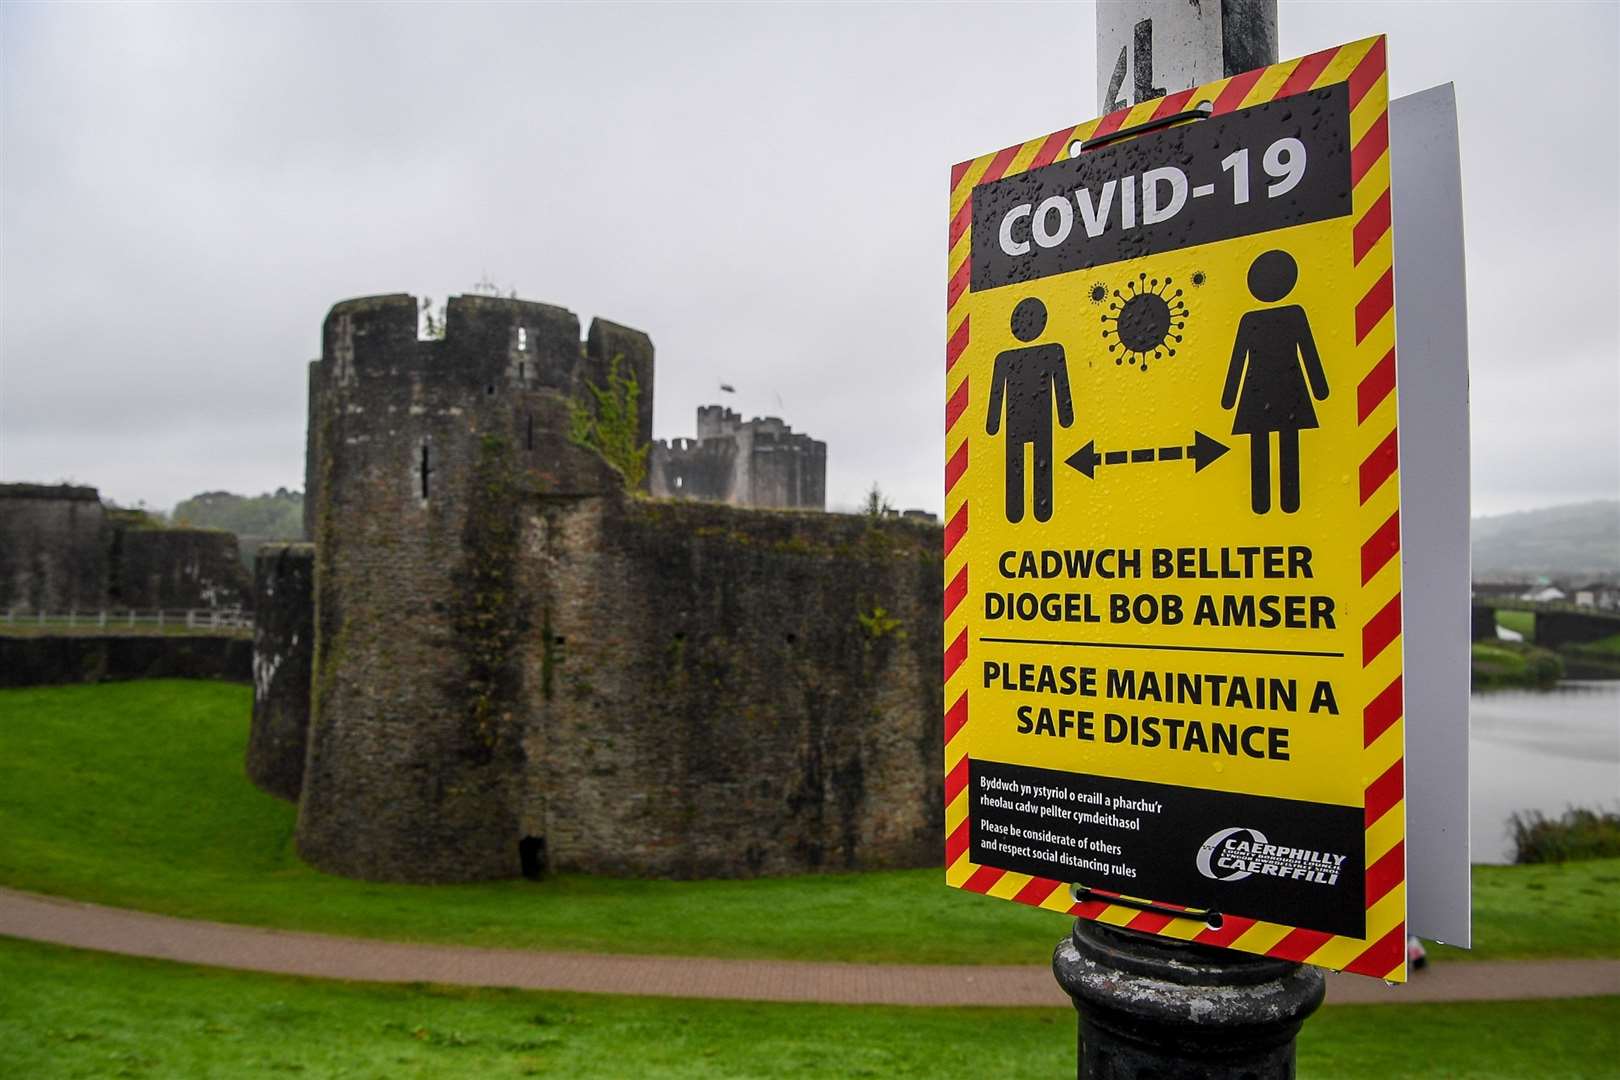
<box><xmin>943</xmin><ymin>36</ymin><xmax>1406</xmax><ymax>981</ymax></box>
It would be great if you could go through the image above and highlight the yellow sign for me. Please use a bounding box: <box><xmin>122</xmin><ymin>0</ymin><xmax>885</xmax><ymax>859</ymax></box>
<box><xmin>943</xmin><ymin>37</ymin><xmax>1407</xmax><ymax>980</ymax></box>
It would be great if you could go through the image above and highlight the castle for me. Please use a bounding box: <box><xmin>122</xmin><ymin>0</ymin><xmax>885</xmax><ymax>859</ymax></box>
<box><xmin>250</xmin><ymin>294</ymin><xmax>943</xmax><ymax>884</ymax></box>
<box><xmin>649</xmin><ymin>407</ymin><xmax>827</xmax><ymax>510</ymax></box>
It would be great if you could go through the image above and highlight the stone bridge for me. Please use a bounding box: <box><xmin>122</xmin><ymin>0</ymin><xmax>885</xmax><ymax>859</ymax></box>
<box><xmin>1470</xmin><ymin>597</ymin><xmax>1620</xmax><ymax>648</ymax></box>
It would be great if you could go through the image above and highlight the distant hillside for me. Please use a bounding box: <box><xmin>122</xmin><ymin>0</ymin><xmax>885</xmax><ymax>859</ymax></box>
<box><xmin>1472</xmin><ymin>500</ymin><xmax>1620</xmax><ymax>580</ymax></box>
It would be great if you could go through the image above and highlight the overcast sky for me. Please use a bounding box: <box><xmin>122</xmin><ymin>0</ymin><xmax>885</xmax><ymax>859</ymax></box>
<box><xmin>2</xmin><ymin>1</ymin><xmax>1616</xmax><ymax>518</ymax></box>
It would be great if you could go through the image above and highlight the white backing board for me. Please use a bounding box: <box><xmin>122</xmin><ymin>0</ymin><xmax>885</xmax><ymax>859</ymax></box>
<box><xmin>1391</xmin><ymin>83</ymin><xmax>1472</xmax><ymax>948</ymax></box>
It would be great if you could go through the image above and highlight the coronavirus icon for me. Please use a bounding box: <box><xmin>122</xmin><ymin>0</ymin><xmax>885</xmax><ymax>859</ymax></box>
<box><xmin>1100</xmin><ymin>272</ymin><xmax>1188</xmax><ymax>372</ymax></box>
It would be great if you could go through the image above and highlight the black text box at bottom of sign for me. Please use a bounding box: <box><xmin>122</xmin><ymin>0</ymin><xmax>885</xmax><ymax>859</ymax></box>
<box><xmin>968</xmin><ymin>759</ymin><xmax>1367</xmax><ymax>938</ymax></box>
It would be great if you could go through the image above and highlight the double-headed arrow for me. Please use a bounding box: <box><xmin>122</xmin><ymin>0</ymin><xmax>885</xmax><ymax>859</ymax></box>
<box><xmin>1064</xmin><ymin>431</ymin><xmax>1230</xmax><ymax>480</ymax></box>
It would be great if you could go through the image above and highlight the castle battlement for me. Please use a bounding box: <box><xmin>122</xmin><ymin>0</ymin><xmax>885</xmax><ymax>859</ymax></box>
<box><xmin>753</xmin><ymin>430</ymin><xmax>825</xmax><ymax>452</ymax></box>
<box><xmin>303</xmin><ymin>293</ymin><xmax>655</xmax><ymax>538</ymax></box>
<box><xmin>318</xmin><ymin>293</ymin><xmax>650</xmax><ymax>400</ymax></box>
<box><xmin>654</xmin><ymin>435</ymin><xmax>737</xmax><ymax>454</ymax></box>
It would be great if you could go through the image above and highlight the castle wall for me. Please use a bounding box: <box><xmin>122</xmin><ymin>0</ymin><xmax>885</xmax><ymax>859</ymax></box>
<box><xmin>0</xmin><ymin>633</ymin><xmax>251</xmax><ymax>688</ymax></box>
<box><xmin>247</xmin><ymin>543</ymin><xmax>315</xmax><ymax>801</ymax></box>
<box><xmin>648</xmin><ymin>438</ymin><xmax>739</xmax><ymax>502</ymax></box>
<box><xmin>732</xmin><ymin>425</ymin><xmax>757</xmax><ymax>504</ymax></box>
<box><xmin>751</xmin><ymin>432</ymin><xmax>827</xmax><ymax>510</ymax></box>
<box><xmin>1</xmin><ymin>483</ymin><xmax>254</xmax><ymax>613</ymax></box>
<box><xmin>0</xmin><ymin>484</ymin><xmax>108</xmax><ymax>612</ymax></box>
<box><xmin>301</xmin><ymin>473</ymin><xmax>944</xmax><ymax>880</ymax></box>
<box><xmin>109</xmin><ymin>527</ymin><xmax>252</xmax><ymax>610</ymax></box>
<box><xmin>524</xmin><ymin>499</ymin><xmax>943</xmax><ymax>877</ymax></box>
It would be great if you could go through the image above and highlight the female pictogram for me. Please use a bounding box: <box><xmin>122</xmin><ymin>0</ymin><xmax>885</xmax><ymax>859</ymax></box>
<box><xmin>1099</xmin><ymin>272</ymin><xmax>1188</xmax><ymax>373</ymax></box>
<box><xmin>1220</xmin><ymin>250</ymin><xmax>1329</xmax><ymax>515</ymax></box>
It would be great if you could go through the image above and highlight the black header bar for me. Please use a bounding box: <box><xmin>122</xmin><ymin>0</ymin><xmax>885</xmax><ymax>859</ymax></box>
<box><xmin>971</xmin><ymin>85</ymin><xmax>1352</xmax><ymax>292</ymax></box>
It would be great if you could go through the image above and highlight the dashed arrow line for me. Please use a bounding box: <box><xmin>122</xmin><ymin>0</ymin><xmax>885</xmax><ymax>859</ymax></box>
<box><xmin>1064</xmin><ymin>431</ymin><xmax>1231</xmax><ymax>479</ymax></box>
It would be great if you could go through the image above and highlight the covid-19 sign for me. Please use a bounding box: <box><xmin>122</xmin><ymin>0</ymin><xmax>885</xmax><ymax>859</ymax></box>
<box><xmin>943</xmin><ymin>36</ymin><xmax>1408</xmax><ymax>981</ymax></box>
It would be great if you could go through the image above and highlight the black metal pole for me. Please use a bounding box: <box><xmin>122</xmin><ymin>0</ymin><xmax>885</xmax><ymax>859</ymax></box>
<box><xmin>1059</xmin><ymin>5</ymin><xmax>1311</xmax><ymax>1076</ymax></box>
<box><xmin>1053</xmin><ymin>920</ymin><xmax>1325</xmax><ymax>1079</ymax></box>
<box><xmin>1221</xmin><ymin>0</ymin><xmax>1279</xmax><ymax>80</ymax></box>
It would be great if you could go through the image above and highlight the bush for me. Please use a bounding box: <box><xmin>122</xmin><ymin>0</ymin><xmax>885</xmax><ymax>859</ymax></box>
<box><xmin>1470</xmin><ymin>642</ymin><xmax>1564</xmax><ymax>688</ymax></box>
<box><xmin>1524</xmin><ymin>647</ymin><xmax>1566</xmax><ymax>686</ymax></box>
<box><xmin>1510</xmin><ymin>807</ymin><xmax>1620</xmax><ymax>864</ymax></box>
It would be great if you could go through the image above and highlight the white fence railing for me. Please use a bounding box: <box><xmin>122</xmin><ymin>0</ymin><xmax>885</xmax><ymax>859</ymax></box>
<box><xmin>2</xmin><ymin>608</ymin><xmax>253</xmax><ymax>631</ymax></box>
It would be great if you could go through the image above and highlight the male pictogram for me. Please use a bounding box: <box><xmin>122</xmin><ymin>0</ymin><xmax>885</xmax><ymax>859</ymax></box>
<box><xmin>1221</xmin><ymin>250</ymin><xmax>1330</xmax><ymax>514</ymax></box>
<box><xmin>986</xmin><ymin>297</ymin><xmax>1074</xmax><ymax>523</ymax></box>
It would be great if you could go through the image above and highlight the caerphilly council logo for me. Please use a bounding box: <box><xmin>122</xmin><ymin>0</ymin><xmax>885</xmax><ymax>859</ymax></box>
<box><xmin>1197</xmin><ymin>826</ymin><xmax>1346</xmax><ymax>886</ymax></box>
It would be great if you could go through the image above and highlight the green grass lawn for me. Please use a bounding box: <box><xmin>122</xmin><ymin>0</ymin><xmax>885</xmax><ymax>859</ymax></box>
<box><xmin>1494</xmin><ymin>609</ymin><xmax>1537</xmax><ymax>641</ymax></box>
<box><xmin>2</xmin><ymin>681</ymin><xmax>1616</xmax><ymax>965</ymax></box>
<box><xmin>1432</xmin><ymin>859</ymin><xmax>1620</xmax><ymax>961</ymax></box>
<box><xmin>2</xmin><ymin>938</ymin><xmax>1617</xmax><ymax>1080</ymax></box>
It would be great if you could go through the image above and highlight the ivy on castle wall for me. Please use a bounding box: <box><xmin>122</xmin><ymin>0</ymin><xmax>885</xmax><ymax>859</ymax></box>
<box><xmin>568</xmin><ymin>354</ymin><xmax>648</xmax><ymax>490</ymax></box>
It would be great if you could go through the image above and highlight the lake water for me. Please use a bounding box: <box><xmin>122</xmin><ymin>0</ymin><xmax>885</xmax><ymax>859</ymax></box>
<box><xmin>1471</xmin><ymin>680</ymin><xmax>1620</xmax><ymax>863</ymax></box>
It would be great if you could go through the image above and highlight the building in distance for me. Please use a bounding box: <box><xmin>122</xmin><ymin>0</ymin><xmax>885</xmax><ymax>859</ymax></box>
<box><xmin>650</xmin><ymin>405</ymin><xmax>827</xmax><ymax>511</ymax></box>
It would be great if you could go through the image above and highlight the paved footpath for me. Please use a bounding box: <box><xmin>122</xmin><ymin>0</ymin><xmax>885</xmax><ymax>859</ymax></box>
<box><xmin>3</xmin><ymin>888</ymin><xmax>1616</xmax><ymax>1008</ymax></box>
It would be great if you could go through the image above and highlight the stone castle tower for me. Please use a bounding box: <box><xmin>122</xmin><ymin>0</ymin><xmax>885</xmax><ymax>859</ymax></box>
<box><xmin>258</xmin><ymin>293</ymin><xmax>943</xmax><ymax>885</ymax></box>
<box><xmin>295</xmin><ymin>293</ymin><xmax>653</xmax><ymax>881</ymax></box>
<box><xmin>649</xmin><ymin>406</ymin><xmax>827</xmax><ymax>510</ymax></box>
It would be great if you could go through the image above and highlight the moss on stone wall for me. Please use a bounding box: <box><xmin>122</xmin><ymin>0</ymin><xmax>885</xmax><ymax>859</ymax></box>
<box><xmin>449</xmin><ymin>434</ymin><xmax>527</xmax><ymax>756</ymax></box>
<box><xmin>310</xmin><ymin>409</ymin><xmax>342</xmax><ymax>724</ymax></box>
